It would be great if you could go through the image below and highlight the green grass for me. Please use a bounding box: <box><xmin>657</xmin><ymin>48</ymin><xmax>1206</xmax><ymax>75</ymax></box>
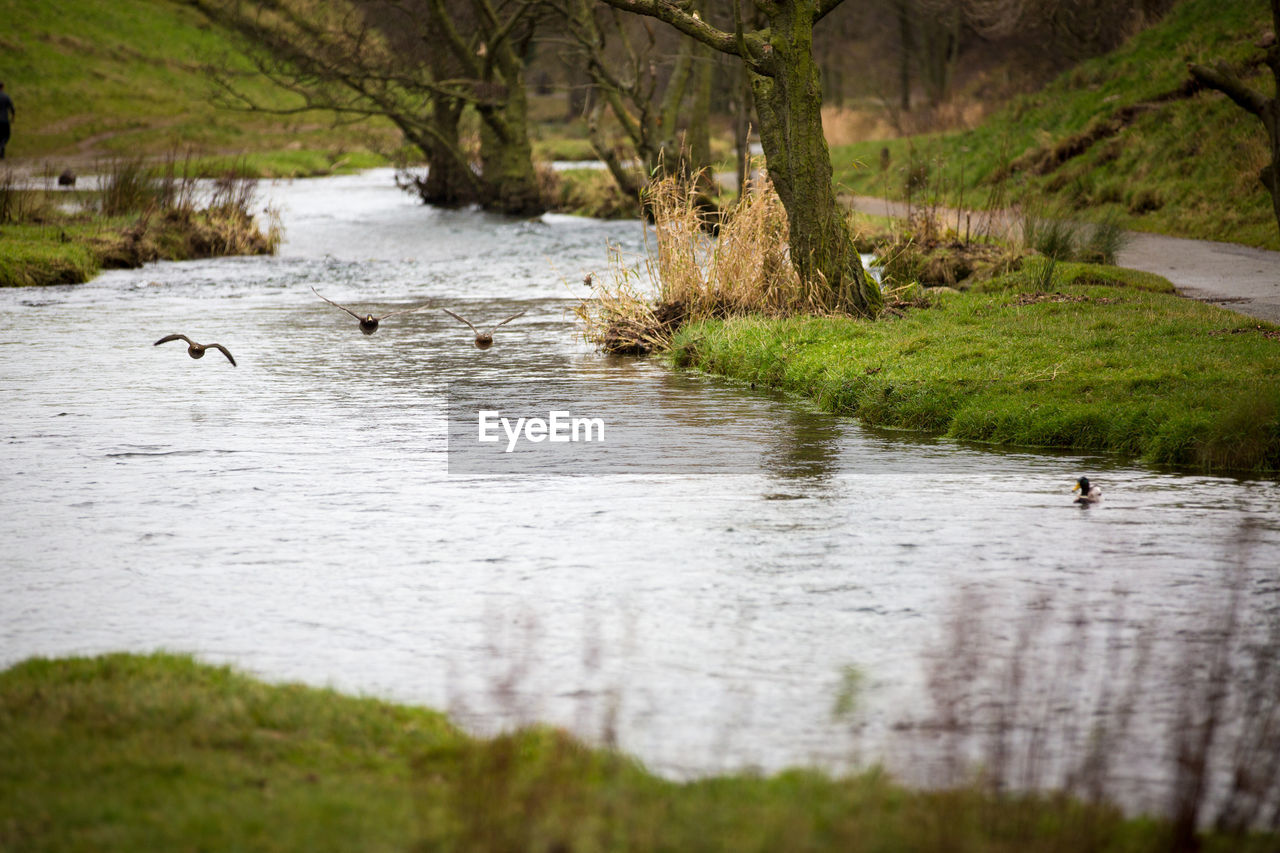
<box><xmin>182</xmin><ymin>148</ymin><xmax>393</xmax><ymax>179</ymax></box>
<box><xmin>2</xmin><ymin>0</ymin><xmax>398</xmax><ymax>168</ymax></box>
<box><xmin>5</xmin><ymin>652</ymin><xmax>1272</xmax><ymax>852</ymax></box>
<box><xmin>0</xmin><ymin>222</ymin><xmax>109</xmax><ymax>286</ymax></box>
<box><xmin>545</xmin><ymin>167</ymin><xmax>640</xmax><ymax>218</ymax></box>
<box><xmin>0</xmin><ymin>653</ymin><xmax>451</xmax><ymax>852</ymax></box>
<box><xmin>671</xmin><ymin>266</ymin><xmax>1280</xmax><ymax>471</ymax></box>
<box><xmin>831</xmin><ymin>0</ymin><xmax>1278</xmax><ymax>249</ymax></box>
<box><xmin>973</xmin><ymin>261</ymin><xmax>1177</xmax><ymax>294</ymax></box>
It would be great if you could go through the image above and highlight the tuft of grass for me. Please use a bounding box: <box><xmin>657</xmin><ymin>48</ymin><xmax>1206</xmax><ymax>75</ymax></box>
<box><xmin>670</xmin><ymin>270</ymin><xmax>1280</xmax><ymax>471</ymax></box>
<box><xmin>1078</xmin><ymin>214</ymin><xmax>1130</xmax><ymax>265</ymax></box>
<box><xmin>0</xmin><ymin>172</ymin><xmax>61</xmax><ymax>224</ymax></box>
<box><xmin>96</xmin><ymin>158</ymin><xmax>154</xmax><ymax>217</ymax></box>
<box><xmin>1023</xmin><ymin>214</ymin><xmax>1080</xmax><ymax>261</ymax></box>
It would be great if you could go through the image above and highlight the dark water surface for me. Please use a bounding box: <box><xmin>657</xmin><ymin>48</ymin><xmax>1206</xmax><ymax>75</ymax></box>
<box><xmin>2</xmin><ymin>170</ymin><xmax>1277</xmax><ymax>810</ymax></box>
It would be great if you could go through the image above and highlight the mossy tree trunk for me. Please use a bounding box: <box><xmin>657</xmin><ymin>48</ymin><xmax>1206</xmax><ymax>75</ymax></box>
<box><xmin>686</xmin><ymin>41</ymin><xmax>717</xmax><ymax>193</ymax></box>
<box><xmin>594</xmin><ymin>0</ymin><xmax>881</xmax><ymax>316</ymax></box>
<box><xmin>749</xmin><ymin>3</ymin><xmax>880</xmax><ymax>314</ymax></box>
<box><xmin>476</xmin><ymin>78</ymin><xmax>544</xmax><ymax>215</ymax></box>
<box><xmin>1189</xmin><ymin>1</ymin><xmax>1280</xmax><ymax>240</ymax></box>
<box><xmin>430</xmin><ymin>0</ymin><xmax>546</xmax><ymax>216</ymax></box>
<box><xmin>402</xmin><ymin>97</ymin><xmax>480</xmax><ymax>207</ymax></box>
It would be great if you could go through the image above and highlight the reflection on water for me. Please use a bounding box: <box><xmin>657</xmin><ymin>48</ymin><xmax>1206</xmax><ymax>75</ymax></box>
<box><xmin>1</xmin><ymin>170</ymin><xmax>1278</xmax><ymax>813</ymax></box>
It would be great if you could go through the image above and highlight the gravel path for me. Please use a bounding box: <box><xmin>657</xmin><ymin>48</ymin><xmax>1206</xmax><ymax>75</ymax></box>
<box><xmin>844</xmin><ymin>194</ymin><xmax>1280</xmax><ymax>325</ymax></box>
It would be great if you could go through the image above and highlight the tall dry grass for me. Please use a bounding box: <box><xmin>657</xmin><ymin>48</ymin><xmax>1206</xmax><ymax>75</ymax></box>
<box><xmin>91</xmin><ymin>155</ymin><xmax>280</xmax><ymax>264</ymax></box>
<box><xmin>578</xmin><ymin>169</ymin><xmax>854</xmax><ymax>354</ymax></box>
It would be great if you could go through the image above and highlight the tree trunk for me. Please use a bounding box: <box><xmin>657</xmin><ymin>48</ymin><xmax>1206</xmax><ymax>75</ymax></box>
<box><xmin>414</xmin><ymin>98</ymin><xmax>477</xmax><ymax>207</ymax></box>
<box><xmin>587</xmin><ymin>104</ymin><xmax>646</xmax><ymax>201</ymax></box>
<box><xmin>592</xmin><ymin>0</ymin><xmax>876</xmax><ymax>313</ymax></box>
<box><xmin>477</xmin><ymin>76</ymin><xmax>545</xmax><ymax>216</ymax></box>
<box><xmin>750</xmin><ymin>2</ymin><xmax>881</xmax><ymax>315</ymax></box>
<box><xmin>917</xmin><ymin>3</ymin><xmax>960</xmax><ymax>108</ymax></box>
<box><xmin>734</xmin><ymin>62</ymin><xmax>751</xmax><ymax>200</ymax></box>
<box><xmin>896</xmin><ymin>0</ymin><xmax>912</xmax><ymax>112</ymax></box>
<box><xmin>687</xmin><ymin>42</ymin><xmax>716</xmax><ymax>191</ymax></box>
<box><xmin>1264</xmin><ymin>104</ymin><xmax>1280</xmax><ymax>239</ymax></box>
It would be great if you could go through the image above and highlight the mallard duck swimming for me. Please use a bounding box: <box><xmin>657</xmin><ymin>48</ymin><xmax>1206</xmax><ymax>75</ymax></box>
<box><xmin>154</xmin><ymin>334</ymin><xmax>236</xmax><ymax>366</ymax></box>
<box><xmin>312</xmin><ymin>287</ymin><xmax>431</xmax><ymax>335</ymax></box>
<box><xmin>1072</xmin><ymin>476</ymin><xmax>1102</xmax><ymax>505</ymax></box>
<box><xmin>441</xmin><ymin>308</ymin><xmax>526</xmax><ymax>350</ymax></box>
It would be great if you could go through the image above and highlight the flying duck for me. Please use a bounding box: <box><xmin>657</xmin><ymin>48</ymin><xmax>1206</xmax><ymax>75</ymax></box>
<box><xmin>154</xmin><ymin>334</ymin><xmax>237</xmax><ymax>366</ymax></box>
<box><xmin>1072</xmin><ymin>476</ymin><xmax>1102</xmax><ymax>505</ymax></box>
<box><xmin>441</xmin><ymin>308</ymin><xmax>526</xmax><ymax>350</ymax></box>
<box><xmin>312</xmin><ymin>287</ymin><xmax>431</xmax><ymax>335</ymax></box>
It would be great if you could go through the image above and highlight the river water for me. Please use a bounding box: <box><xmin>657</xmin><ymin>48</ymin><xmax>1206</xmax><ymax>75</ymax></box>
<box><xmin>2</xmin><ymin>169</ymin><xmax>1277</xmax><ymax>813</ymax></box>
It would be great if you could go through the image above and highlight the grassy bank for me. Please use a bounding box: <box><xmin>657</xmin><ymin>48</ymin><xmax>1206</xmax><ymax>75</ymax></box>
<box><xmin>670</xmin><ymin>265</ymin><xmax>1280</xmax><ymax>471</ymax></box>
<box><xmin>0</xmin><ymin>214</ymin><xmax>277</xmax><ymax>288</ymax></box>
<box><xmin>831</xmin><ymin>0</ymin><xmax>1277</xmax><ymax>250</ymax></box>
<box><xmin>0</xmin><ymin>222</ymin><xmax>104</xmax><ymax>287</ymax></box>
<box><xmin>4</xmin><ymin>652</ymin><xmax>1271</xmax><ymax>852</ymax></box>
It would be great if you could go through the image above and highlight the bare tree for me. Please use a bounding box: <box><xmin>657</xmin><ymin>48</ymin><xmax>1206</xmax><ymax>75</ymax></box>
<box><xmin>587</xmin><ymin>0</ymin><xmax>882</xmax><ymax>316</ymax></box>
<box><xmin>191</xmin><ymin>0</ymin><xmax>546</xmax><ymax>215</ymax></box>
<box><xmin>549</xmin><ymin>0</ymin><xmax>720</xmax><ymax>204</ymax></box>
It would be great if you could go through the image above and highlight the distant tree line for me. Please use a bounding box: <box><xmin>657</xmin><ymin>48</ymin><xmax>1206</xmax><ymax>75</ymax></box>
<box><xmin>810</xmin><ymin>0</ymin><xmax>1175</xmax><ymax>116</ymax></box>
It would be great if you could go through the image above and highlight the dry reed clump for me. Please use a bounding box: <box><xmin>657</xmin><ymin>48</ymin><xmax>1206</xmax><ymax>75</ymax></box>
<box><xmin>578</xmin><ymin>169</ymin><xmax>843</xmax><ymax>354</ymax></box>
<box><xmin>93</xmin><ymin>159</ymin><xmax>280</xmax><ymax>267</ymax></box>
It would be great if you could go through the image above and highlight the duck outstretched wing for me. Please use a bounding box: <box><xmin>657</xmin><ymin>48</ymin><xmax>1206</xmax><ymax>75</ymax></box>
<box><xmin>493</xmin><ymin>309</ymin><xmax>527</xmax><ymax>329</ymax></box>
<box><xmin>208</xmin><ymin>343</ymin><xmax>237</xmax><ymax>366</ymax></box>
<box><xmin>312</xmin><ymin>288</ymin><xmax>364</xmax><ymax>321</ymax></box>
<box><xmin>442</xmin><ymin>308</ymin><xmax>479</xmax><ymax>334</ymax></box>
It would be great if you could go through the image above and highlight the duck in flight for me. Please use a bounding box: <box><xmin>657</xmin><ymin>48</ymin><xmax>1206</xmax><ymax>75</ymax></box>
<box><xmin>441</xmin><ymin>308</ymin><xmax>526</xmax><ymax>350</ymax></box>
<box><xmin>312</xmin><ymin>287</ymin><xmax>431</xmax><ymax>335</ymax></box>
<box><xmin>154</xmin><ymin>334</ymin><xmax>237</xmax><ymax>366</ymax></box>
<box><xmin>1072</xmin><ymin>476</ymin><xmax>1102</xmax><ymax>505</ymax></box>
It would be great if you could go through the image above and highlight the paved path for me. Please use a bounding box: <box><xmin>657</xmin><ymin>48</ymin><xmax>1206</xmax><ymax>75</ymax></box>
<box><xmin>844</xmin><ymin>194</ymin><xmax>1280</xmax><ymax>325</ymax></box>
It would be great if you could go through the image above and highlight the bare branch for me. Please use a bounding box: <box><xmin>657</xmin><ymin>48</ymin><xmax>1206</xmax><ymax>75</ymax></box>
<box><xmin>594</xmin><ymin>0</ymin><xmax>739</xmax><ymax>57</ymax></box>
<box><xmin>1188</xmin><ymin>61</ymin><xmax>1268</xmax><ymax>118</ymax></box>
<box><xmin>813</xmin><ymin>0</ymin><xmax>847</xmax><ymax>23</ymax></box>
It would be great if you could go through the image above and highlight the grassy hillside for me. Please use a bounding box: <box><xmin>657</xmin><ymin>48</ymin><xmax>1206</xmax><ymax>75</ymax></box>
<box><xmin>0</xmin><ymin>0</ymin><xmax>396</xmax><ymax>173</ymax></box>
<box><xmin>831</xmin><ymin>0</ymin><xmax>1278</xmax><ymax>249</ymax></box>
<box><xmin>4</xmin><ymin>652</ymin><xmax>1271</xmax><ymax>852</ymax></box>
